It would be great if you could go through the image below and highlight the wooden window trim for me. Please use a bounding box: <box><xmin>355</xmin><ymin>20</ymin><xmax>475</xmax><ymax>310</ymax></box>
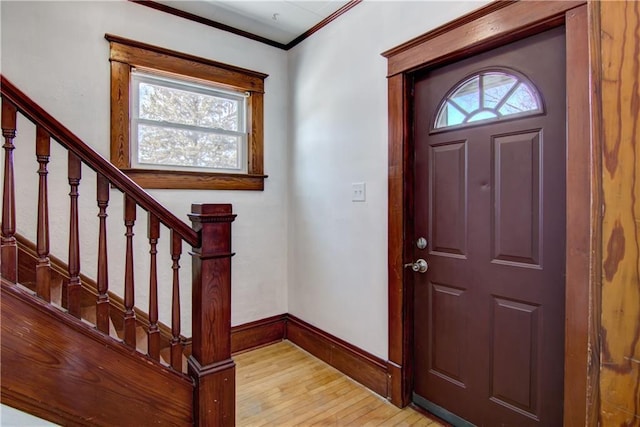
<box><xmin>106</xmin><ymin>34</ymin><xmax>268</xmax><ymax>190</ymax></box>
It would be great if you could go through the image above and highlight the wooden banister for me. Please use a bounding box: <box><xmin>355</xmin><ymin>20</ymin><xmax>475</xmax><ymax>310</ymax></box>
<box><xmin>170</xmin><ymin>230</ymin><xmax>183</xmax><ymax>371</ymax></box>
<box><xmin>147</xmin><ymin>213</ymin><xmax>160</xmax><ymax>361</ymax></box>
<box><xmin>96</xmin><ymin>173</ymin><xmax>110</xmax><ymax>334</ymax></box>
<box><xmin>66</xmin><ymin>152</ymin><xmax>82</xmax><ymax>317</ymax></box>
<box><xmin>35</xmin><ymin>126</ymin><xmax>51</xmax><ymax>302</ymax></box>
<box><xmin>1</xmin><ymin>99</ymin><xmax>17</xmax><ymax>284</ymax></box>
<box><xmin>123</xmin><ymin>194</ymin><xmax>137</xmax><ymax>348</ymax></box>
<box><xmin>0</xmin><ymin>76</ymin><xmax>198</xmax><ymax>247</ymax></box>
<box><xmin>1</xmin><ymin>76</ymin><xmax>237</xmax><ymax>426</ymax></box>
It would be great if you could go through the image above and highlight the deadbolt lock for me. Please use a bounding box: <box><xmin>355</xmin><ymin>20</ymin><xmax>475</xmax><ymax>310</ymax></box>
<box><xmin>416</xmin><ymin>237</ymin><xmax>428</xmax><ymax>249</ymax></box>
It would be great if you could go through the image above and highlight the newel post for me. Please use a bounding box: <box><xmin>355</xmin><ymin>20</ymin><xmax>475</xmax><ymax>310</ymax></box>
<box><xmin>188</xmin><ymin>204</ymin><xmax>236</xmax><ymax>427</ymax></box>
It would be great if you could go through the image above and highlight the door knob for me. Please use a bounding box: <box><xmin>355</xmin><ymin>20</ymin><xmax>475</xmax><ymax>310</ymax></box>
<box><xmin>404</xmin><ymin>259</ymin><xmax>428</xmax><ymax>273</ymax></box>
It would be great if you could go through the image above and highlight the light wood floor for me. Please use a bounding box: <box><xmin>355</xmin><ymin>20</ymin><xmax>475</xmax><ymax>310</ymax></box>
<box><xmin>235</xmin><ymin>341</ymin><xmax>444</xmax><ymax>426</ymax></box>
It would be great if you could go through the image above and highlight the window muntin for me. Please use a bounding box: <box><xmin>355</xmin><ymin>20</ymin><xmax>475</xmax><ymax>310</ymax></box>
<box><xmin>433</xmin><ymin>70</ymin><xmax>543</xmax><ymax>130</ymax></box>
<box><xmin>131</xmin><ymin>72</ymin><xmax>248</xmax><ymax>173</ymax></box>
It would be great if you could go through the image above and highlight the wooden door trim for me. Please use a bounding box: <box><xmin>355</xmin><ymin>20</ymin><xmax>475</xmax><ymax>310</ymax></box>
<box><xmin>382</xmin><ymin>0</ymin><xmax>584</xmax><ymax>77</ymax></box>
<box><xmin>563</xmin><ymin>4</ymin><xmax>602</xmax><ymax>425</ymax></box>
<box><xmin>384</xmin><ymin>2</ymin><xmax>601</xmax><ymax>426</ymax></box>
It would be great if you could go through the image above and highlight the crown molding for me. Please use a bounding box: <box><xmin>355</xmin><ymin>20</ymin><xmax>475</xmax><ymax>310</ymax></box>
<box><xmin>129</xmin><ymin>0</ymin><xmax>362</xmax><ymax>51</ymax></box>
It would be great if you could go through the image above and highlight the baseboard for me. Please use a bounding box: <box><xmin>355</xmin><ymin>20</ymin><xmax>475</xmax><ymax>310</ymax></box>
<box><xmin>231</xmin><ymin>314</ymin><xmax>287</xmax><ymax>354</ymax></box>
<box><xmin>285</xmin><ymin>314</ymin><xmax>388</xmax><ymax>397</ymax></box>
<box><xmin>229</xmin><ymin>313</ymin><xmax>389</xmax><ymax>398</ymax></box>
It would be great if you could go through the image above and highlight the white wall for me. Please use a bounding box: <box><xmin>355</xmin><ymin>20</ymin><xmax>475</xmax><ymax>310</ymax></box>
<box><xmin>1</xmin><ymin>0</ymin><xmax>494</xmax><ymax>360</ymax></box>
<box><xmin>0</xmin><ymin>0</ymin><xmax>290</xmax><ymax>333</ymax></box>
<box><xmin>1</xmin><ymin>404</ymin><xmax>57</xmax><ymax>427</ymax></box>
<box><xmin>287</xmin><ymin>0</ymin><xmax>490</xmax><ymax>359</ymax></box>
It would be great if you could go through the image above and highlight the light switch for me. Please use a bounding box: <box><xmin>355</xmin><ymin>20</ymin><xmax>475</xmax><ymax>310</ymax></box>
<box><xmin>352</xmin><ymin>182</ymin><xmax>366</xmax><ymax>202</ymax></box>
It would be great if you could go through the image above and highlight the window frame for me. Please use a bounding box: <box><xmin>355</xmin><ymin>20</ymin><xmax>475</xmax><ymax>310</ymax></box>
<box><xmin>107</xmin><ymin>34</ymin><xmax>268</xmax><ymax>190</ymax></box>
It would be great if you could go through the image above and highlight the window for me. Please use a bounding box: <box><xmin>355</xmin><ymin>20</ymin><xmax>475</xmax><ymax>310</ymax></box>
<box><xmin>433</xmin><ymin>70</ymin><xmax>543</xmax><ymax>131</ymax></box>
<box><xmin>107</xmin><ymin>34</ymin><xmax>268</xmax><ymax>190</ymax></box>
<box><xmin>132</xmin><ymin>72</ymin><xmax>248</xmax><ymax>173</ymax></box>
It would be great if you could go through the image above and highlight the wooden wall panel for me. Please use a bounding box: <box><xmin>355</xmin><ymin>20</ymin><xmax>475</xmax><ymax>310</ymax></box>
<box><xmin>599</xmin><ymin>0</ymin><xmax>640</xmax><ymax>424</ymax></box>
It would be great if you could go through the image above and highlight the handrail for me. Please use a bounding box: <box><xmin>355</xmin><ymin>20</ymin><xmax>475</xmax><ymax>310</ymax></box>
<box><xmin>0</xmin><ymin>76</ymin><xmax>199</xmax><ymax>247</ymax></box>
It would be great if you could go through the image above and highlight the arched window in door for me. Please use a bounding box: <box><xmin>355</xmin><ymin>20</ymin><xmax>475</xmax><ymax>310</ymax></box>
<box><xmin>433</xmin><ymin>69</ymin><xmax>543</xmax><ymax>130</ymax></box>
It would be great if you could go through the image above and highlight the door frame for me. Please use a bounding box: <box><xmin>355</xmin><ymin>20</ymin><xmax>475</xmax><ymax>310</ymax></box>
<box><xmin>383</xmin><ymin>2</ymin><xmax>601</xmax><ymax>426</ymax></box>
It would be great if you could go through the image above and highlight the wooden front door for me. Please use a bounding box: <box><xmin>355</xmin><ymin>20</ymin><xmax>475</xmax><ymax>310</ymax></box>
<box><xmin>411</xmin><ymin>27</ymin><xmax>566</xmax><ymax>426</ymax></box>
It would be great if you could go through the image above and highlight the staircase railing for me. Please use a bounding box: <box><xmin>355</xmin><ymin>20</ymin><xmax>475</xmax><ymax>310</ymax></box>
<box><xmin>0</xmin><ymin>75</ymin><xmax>235</xmax><ymax>426</ymax></box>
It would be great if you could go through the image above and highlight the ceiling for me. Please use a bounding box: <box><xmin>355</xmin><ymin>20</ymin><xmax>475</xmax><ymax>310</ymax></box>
<box><xmin>153</xmin><ymin>1</ymin><xmax>353</xmax><ymax>47</ymax></box>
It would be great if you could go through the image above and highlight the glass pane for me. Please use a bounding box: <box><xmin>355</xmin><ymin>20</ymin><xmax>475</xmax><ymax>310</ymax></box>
<box><xmin>138</xmin><ymin>82</ymin><xmax>239</xmax><ymax>131</ymax></box>
<box><xmin>137</xmin><ymin>124</ymin><xmax>240</xmax><ymax>170</ymax></box>
<box><xmin>467</xmin><ymin>110</ymin><xmax>498</xmax><ymax>122</ymax></box>
<box><xmin>446</xmin><ymin>102</ymin><xmax>466</xmax><ymax>126</ymax></box>
<box><xmin>499</xmin><ymin>82</ymin><xmax>540</xmax><ymax>115</ymax></box>
<box><xmin>482</xmin><ymin>73</ymin><xmax>517</xmax><ymax>108</ymax></box>
<box><xmin>436</xmin><ymin>102</ymin><xmax>466</xmax><ymax>128</ymax></box>
<box><xmin>450</xmin><ymin>76</ymin><xmax>479</xmax><ymax>113</ymax></box>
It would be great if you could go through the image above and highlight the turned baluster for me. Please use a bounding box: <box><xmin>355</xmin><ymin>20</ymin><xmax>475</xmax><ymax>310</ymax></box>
<box><xmin>66</xmin><ymin>152</ymin><xmax>82</xmax><ymax>317</ymax></box>
<box><xmin>35</xmin><ymin>127</ymin><xmax>51</xmax><ymax>302</ymax></box>
<box><xmin>123</xmin><ymin>194</ymin><xmax>137</xmax><ymax>347</ymax></box>
<box><xmin>147</xmin><ymin>213</ymin><xmax>160</xmax><ymax>360</ymax></box>
<box><xmin>1</xmin><ymin>100</ymin><xmax>17</xmax><ymax>283</ymax></box>
<box><xmin>189</xmin><ymin>204</ymin><xmax>236</xmax><ymax>426</ymax></box>
<box><xmin>96</xmin><ymin>173</ymin><xmax>110</xmax><ymax>334</ymax></box>
<box><xmin>170</xmin><ymin>230</ymin><xmax>183</xmax><ymax>371</ymax></box>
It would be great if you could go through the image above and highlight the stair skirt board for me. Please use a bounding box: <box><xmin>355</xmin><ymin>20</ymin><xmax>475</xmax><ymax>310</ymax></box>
<box><xmin>1</xmin><ymin>282</ymin><xmax>193</xmax><ymax>427</ymax></box>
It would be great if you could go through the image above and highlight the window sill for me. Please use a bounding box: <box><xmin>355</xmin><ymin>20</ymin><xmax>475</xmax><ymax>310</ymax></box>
<box><xmin>121</xmin><ymin>169</ymin><xmax>267</xmax><ymax>190</ymax></box>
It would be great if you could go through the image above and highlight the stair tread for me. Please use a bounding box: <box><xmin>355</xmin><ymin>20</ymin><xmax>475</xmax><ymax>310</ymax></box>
<box><xmin>136</xmin><ymin>325</ymin><xmax>148</xmax><ymax>353</ymax></box>
<box><xmin>81</xmin><ymin>305</ymin><xmax>96</xmax><ymax>323</ymax></box>
<box><xmin>51</xmin><ymin>279</ymin><xmax>62</xmax><ymax>306</ymax></box>
<box><xmin>159</xmin><ymin>346</ymin><xmax>189</xmax><ymax>374</ymax></box>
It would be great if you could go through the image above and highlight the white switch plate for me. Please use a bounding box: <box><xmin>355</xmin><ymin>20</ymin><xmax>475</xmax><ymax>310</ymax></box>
<box><xmin>352</xmin><ymin>182</ymin><xmax>366</xmax><ymax>202</ymax></box>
